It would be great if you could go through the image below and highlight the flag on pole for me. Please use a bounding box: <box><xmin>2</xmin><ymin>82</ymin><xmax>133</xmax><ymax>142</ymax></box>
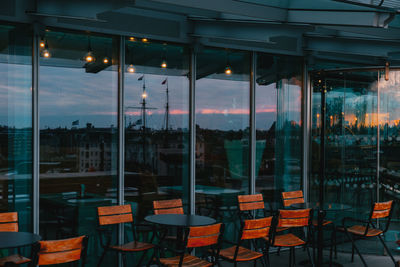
<box><xmin>138</xmin><ymin>75</ymin><xmax>144</xmax><ymax>81</ymax></box>
<box><xmin>162</xmin><ymin>78</ymin><xmax>167</xmax><ymax>85</ymax></box>
<box><xmin>72</xmin><ymin>120</ymin><xmax>79</xmax><ymax>126</ymax></box>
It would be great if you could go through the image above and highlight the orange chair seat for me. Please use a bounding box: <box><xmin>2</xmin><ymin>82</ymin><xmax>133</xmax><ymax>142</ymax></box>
<box><xmin>111</xmin><ymin>241</ymin><xmax>154</xmax><ymax>252</ymax></box>
<box><xmin>219</xmin><ymin>246</ymin><xmax>263</xmax><ymax>262</ymax></box>
<box><xmin>312</xmin><ymin>219</ymin><xmax>332</xmax><ymax>227</ymax></box>
<box><xmin>276</xmin><ymin>227</ymin><xmax>289</xmax><ymax>232</ymax></box>
<box><xmin>0</xmin><ymin>254</ymin><xmax>31</xmax><ymax>266</ymax></box>
<box><xmin>159</xmin><ymin>254</ymin><xmax>211</xmax><ymax>267</ymax></box>
<box><xmin>337</xmin><ymin>225</ymin><xmax>383</xmax><ymax>237</ymax></box>
<box><xmin>273</xmin><ymin>233</ymin><xmax>305</xmax><ymax>247</ymax></box>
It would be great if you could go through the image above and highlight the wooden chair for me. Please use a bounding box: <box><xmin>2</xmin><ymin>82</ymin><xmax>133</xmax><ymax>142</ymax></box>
<box><xmin>30</xmin><ymin>235</ymin><xmax>88</xmax><ymax>266</ymax></box>
<box><xmin>238</xmin><ymin>194</ymin><xmax>267</xmax><ymax>219</ymax></box>
<box><xmin>0</xmin><ymin>212</ymin><xmax>31</xmax><ymax>267</ymax></box>
<box><xmin>153</xmin><ymin>199</ymin><xmax>184</xmax><ymax>215</ymax></box>
<box><xmin>156</xmin><ymin>223</ymin><xmax>224</xmax><ymax>267</ymax></box>
<box><xmin>97</xmin><ymin>205</ymin><xmax>155</xmax><ymax>267</ymax></box>
<box><xmin>219</xmin><ymin>217</ymin><xmax>272</xmax><ymax>267</ymax></box>
<box><xmin>281</xmin><ymin>191</ymin><xmax>333</xmax><ymax>227</ymax></box>
<box><xmin>271</xmin><ymin>209</ymin><xmax>314</xmax><ymax>267</ymax></box>
<box><xmin>337</xmin><ymin>200</ymin><xmax>396</xmax><ymax>267</ymax></box>
<box><xmin>282</xmin><ymin>190</ymin><xmax>335</xmax><ymax>260</ymax></box>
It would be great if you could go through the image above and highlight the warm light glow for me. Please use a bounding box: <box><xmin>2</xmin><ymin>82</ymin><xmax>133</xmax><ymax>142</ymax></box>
<box><xmin>103</xmin><ymin>57</ymin><xmax>109</xmax><ymax>64</ymax></box>
<box><xmin>39</xmin><ymin>39</ymin><xmax>45</xmax><ymax>48</ymax></box>
<box><xmin>129</xmin><ymin>37</ymin><xmax>136</xmax><ymax>41</ymax></box>
<box><xmin>225</xmin><ymin>66</ymin><xmax>232</xmax><ymax>75</ymax></box>
<box><xmin>85</xmin><ymin>54</ymin><xmax>94</xmax><ymax>63</ymax></box>
<box><xmin>42</xmin><ymin>49</ymin><xmax>51</xmax><ymax>58</ymax></box>
<box><xmin>142</xmin><ymin>92</ymin><xmax>147</xmax><ymax>99</ymax></box>
<box><xmin>316</xmin><ymin>113</ymin><xmax>320</xmax><ymax>118</ymax></box>
<box><xmin>127</xmin><ymin>64</ymin><xmax>136</xmax><ymax>73</ymax></box>
<box><xmin>161</xmin><ymin>60</ymin><xmax>167</xmax><ymax>68</ymax></box>
<box><xmin>142</xmin><ymin>38</ymin><xmax>148</xmax><ymax>42</ymax></box>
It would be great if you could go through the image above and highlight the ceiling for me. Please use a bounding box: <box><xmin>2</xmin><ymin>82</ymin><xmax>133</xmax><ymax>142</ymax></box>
<box><xmin>2</xmin><ymin>0</ymin><xmax>400</xmax><ymax>69</ymax></box>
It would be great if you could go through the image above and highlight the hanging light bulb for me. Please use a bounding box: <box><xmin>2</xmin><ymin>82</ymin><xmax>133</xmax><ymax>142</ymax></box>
<box><xmin>225</xmin><ymin>65</ymin><xmax>232</xmax><ymax>75</ymax></box>
<box><xmin>103</xmin><ymin>56</ymin><xmax>110</xmax><ymax>64</ymax></box>
<box><xmin>39</xmin><ymin>38</ymin><xmax>46</xmax><ymax>48</ymax></box>
<box><xmin>161</xmin><ymin>56</ymin><xmax>167</xmax><ymax>68</ymax></box>
<box><xmin>142</xmin><ymin>91</ymin><xmax>147</xmax><ymax>99</ymax></box>
<box><xmin>225</xmin><ymin>52</ymin><xmax>232</xmax><ymax>75</ymax></box>
<box><xmin>129</xmin><ymin>37</ymin><xmax>136</xmax><ymax>41</ymax></box>
<box><xmin>142</xmin><ymin>38</ymin><xmax>148</xmax><ymax>43</ymax></box>
<box><xmin>41</xmin><ymin>41</ymin><xmax>51</xmax><ymax>58</ymax></box>
<box><xmin>84</xmin><ymin>37</ymin><xmax>95</xmax><ymax>63</ymax></box>
<box><xmin>127</xmin><ymin>64</ymin><xmax>136</xmax><ymax>73</ymax></box>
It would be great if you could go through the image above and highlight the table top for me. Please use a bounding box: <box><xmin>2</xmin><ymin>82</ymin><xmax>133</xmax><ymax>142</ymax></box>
<box><xmin>291</xmin><ymin>202</ymin><xmax>352</xmax><ymax>211</ymax></box>
<box><xmin>144</xmin><ymin>214</ymin><xmax>216</xmax><ymax>227</ymax></box>
<box><xmin>0</xmin><ymin>232</ymin><xmax>41</xmax><ymax>249</ymax></box>
<box><xmin>159</xmin><ymin>185</ymin><xmax>242</xmax><ymax>196</ymax></box>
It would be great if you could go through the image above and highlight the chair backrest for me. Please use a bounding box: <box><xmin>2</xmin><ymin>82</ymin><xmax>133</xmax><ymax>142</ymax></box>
<box><xmin>0</xmin><ymin>212</ymin><xmax>18</xmax><ymax>232</ymax></box>
<box><xmin>97</xmin><ymin>205</ymin><xmax>133</xmax><ymax>226</ymax></box>
<box><xmin>238</xmin><ymin>194</ymin><xmax>264</xmax><ymax>212</ymax></box>
<box><xmin>281</xmin><ymin>190</ymin><xmax>304</xmax><ymax>207</ymax></box>
<box><xmin>153</xmin><ymin>199</ymin><xmax>184</xmax><ymax>215</ymax></box>
<box><xmin>34</xmin><ymin>235</ymin><xmax>88</xmax><ymax>266</ymax></box>
<box><xmin>186</xmin><ymin>223</ymin><xmax>223</xmax><ymax>248</ymax></box>
<box><xmin>241</xmin><ymin>217</ymin><xmax>272</xmax><ymax>240</ymax></box>
<box><xmin>277</xmin><ymin>209</ymin><xmax>311</xmax><ymax>228</ymax></box>
<box><xmin>371</xmin><ymin>200</ymin><xmax>393</xmax><ymax>219</ymax></box>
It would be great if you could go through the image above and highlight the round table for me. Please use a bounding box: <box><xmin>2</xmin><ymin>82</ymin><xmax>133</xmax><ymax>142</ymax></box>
<box><xmin>144</xmin><ymin>214</ymin><xmax>216</xmax><ymax>227</ymax></box>
<box><xmin>290</xmin><ymin>202</ymin><xmax>351</xmax><ymax>267</ymax></box>
<box><xmin>0</xmin><ymin>232</ymin><xmax>41</xmax><ymax>249</ymax></box>
<box><xmin>291</xmin><ymin>202</ymin><xmax>351</xmax><ymax>211</ymax></box>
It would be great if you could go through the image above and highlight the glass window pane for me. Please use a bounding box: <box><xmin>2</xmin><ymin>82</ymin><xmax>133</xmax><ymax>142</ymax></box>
<box><xmin>195</xmin><ymin>48</ymin><xmax>250</xmax><ymax>240</ymax></box>
<box><xmin>255</xmin><ymin>54</ymin><xmax>303</xmax><ymax>202</ymax></box>
<box><xmin>39</xmin><ymin>30</ymin><xmax>119</xmax><ymax>265</ymax></box>
<box><xmin>0</xmin><ymin>24</ymin><xmax>32</xmax><ymax>231</ymax></box>
<box><xmin>124</xmin><ymin>39</ymin><xmax>190</xmax><ymax>221</ymax></box>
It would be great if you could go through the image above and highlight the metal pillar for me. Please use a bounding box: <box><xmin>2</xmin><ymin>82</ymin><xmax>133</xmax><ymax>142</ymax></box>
<box><xmin>249</xmin><ymin>51</ymin><xmax>256</xmax><ymax>195</ymax></box>
<box><xmin>32</xmin><ymin>26</ymin><xmax>40</xmax><ymax>235</ymax></box>
<box><xmin>189</xmin><ymin>49</ymin><xmax>196</xmax><ymax>215</ymax></box>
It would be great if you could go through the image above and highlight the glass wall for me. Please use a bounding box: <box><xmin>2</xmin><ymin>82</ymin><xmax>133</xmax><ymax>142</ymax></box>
<box><xmin>0</xmin><ymin>24</ymin><xmax>32</xmax><ymax>231</ymax></box>
<box><xmin>310</xmin><ymin>70</ymin><xmax>383</xmax><ymax>253</ymax></box>
<box><xmin>38</xmin><ymin>30</ymin><xmax>119</xmax><ymax>265</ymax></box>
<box><xmin>124</xmin><ymin>39</ymin><xmax>190</xmax><ymax>221</ymax></box>
<box><xmin>255</xmin><ymin>53</ymin><xmax>303</xmax><ymax>203</ymax></box>
<box><xmin>195</xmin><ymin>48</ymin><xmax>250</xmax><ymax>238</ymax></box>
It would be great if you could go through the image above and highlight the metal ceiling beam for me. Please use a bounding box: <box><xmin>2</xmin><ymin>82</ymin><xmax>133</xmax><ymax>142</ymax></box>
<box><xmin>288</xmin><ymin>10</ymin><xmax>395</xmax><ymax>27</ymax></box>
<box><xmin>144</xmin><ymin>0</ymin><xmax>287</xmax><ymax>21</ymax></box>
<box><xmin>305</xmin><ymin>35</ymin><xmax>400</xmax><ymax>58</ymax></box>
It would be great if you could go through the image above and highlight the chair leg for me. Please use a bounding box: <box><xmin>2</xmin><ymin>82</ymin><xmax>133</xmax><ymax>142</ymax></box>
<box><xmin>146</xmin><ymin>249</ymin><xmax>155</xmax><ymax>267</ymax></box>
<box><xmin>97</xmin><ymin>248</ymin><xmax>107</xmax><ymax>267</ymax></box>
<box><xmin>122</xmin><ymin>253</ymin><xmax>127</xmax><ymax>267</ymax></box>
<box><xmin>346</xmin><ymin>232</ymin><xmax>368</xmax><ymax>267</ymax></box>
<box><xmin>377</xmin><ymin>234</ymin><xmax>396</xmax><ymax>265</ymax></box>
<box><xmin>289</xmin><ymin>247</ymin><xmax>293</xmax><ymax>267</ymax></box>
<box><xmin>277</xmin><ymin>246</ymin><xmax>281</xmax><ymax>256</ymax></box>
<box><xmin>351</xmin><ymin>238</ymin><xmax>355</xmax><ymax>262</ymax></box>
<box><xmin>136</xmin><ymin>250</ymin><xmax>148</xmax><ymax>267</ymax></box>
<box><xmin>306</xmin><ymin>244</ymin><xmax>315</xmax><ymax>267</ymax></box>
<box><xmin>293</xmin><ymin>247</ymin><xmax>297</xmax><ymax>267</ymax></box>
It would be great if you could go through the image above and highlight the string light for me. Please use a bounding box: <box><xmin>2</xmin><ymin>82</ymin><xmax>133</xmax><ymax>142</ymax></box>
<box><xmin>41</xmin><ymin>41</ymin><xmax>51</xmax><ymax>58</ymax></box>
<box><xmin>103</xmin><ymin>57</ymin><xmax>109</xmax><ymax>64</ymax></box>
<box><xmin>129</xmin><ymin>37</ymin><xmax>136</xmax><ymax>41</ymax></box>
<box><xmin>142</xmin><ymin>91</ymin><xmax>147</xmax><ymax>99</ymax></box>
<box><xmin>142</xmin><ymin>38</ymin><xmax>148</xmax><ymax>43</ymax></box>
<box><xmin>39</xmin><ymin>38</ymin><xmax>45</xmax><ymax>48</ymax></box>
<box><xmin>161</xmin><ymin>59</ymin><xmax>167</xmax><ymax>68</ymax></box>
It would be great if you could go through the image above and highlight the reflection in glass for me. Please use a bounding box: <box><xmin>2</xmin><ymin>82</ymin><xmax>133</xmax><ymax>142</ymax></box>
<box><xmin>195</xmin><ymin>48</ymin><xmax>250</xmax><ymax>240</ymax></box>
<box><xmin>39</xmin><ymin>31</ymin><xmax>118</xmax><ymax>265</ymax></box>
<box><xmin>0</xmin><ymin>25</ymin><xmax>32</xmax><ymax>231</ymax></box>
<box><xmin>124</xmin><ymin>39</ymin><xmax>190</xmax><ymax>221</ymax></box>
<box><xmin>310</xmin><ymin>71</ymin><xmax>379</xmax><ymax>253</ymax></box>
<box><xmin>255</xmin><ymin>54</ymin><xmax>303</xmax><ymax>202</ymax></box>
